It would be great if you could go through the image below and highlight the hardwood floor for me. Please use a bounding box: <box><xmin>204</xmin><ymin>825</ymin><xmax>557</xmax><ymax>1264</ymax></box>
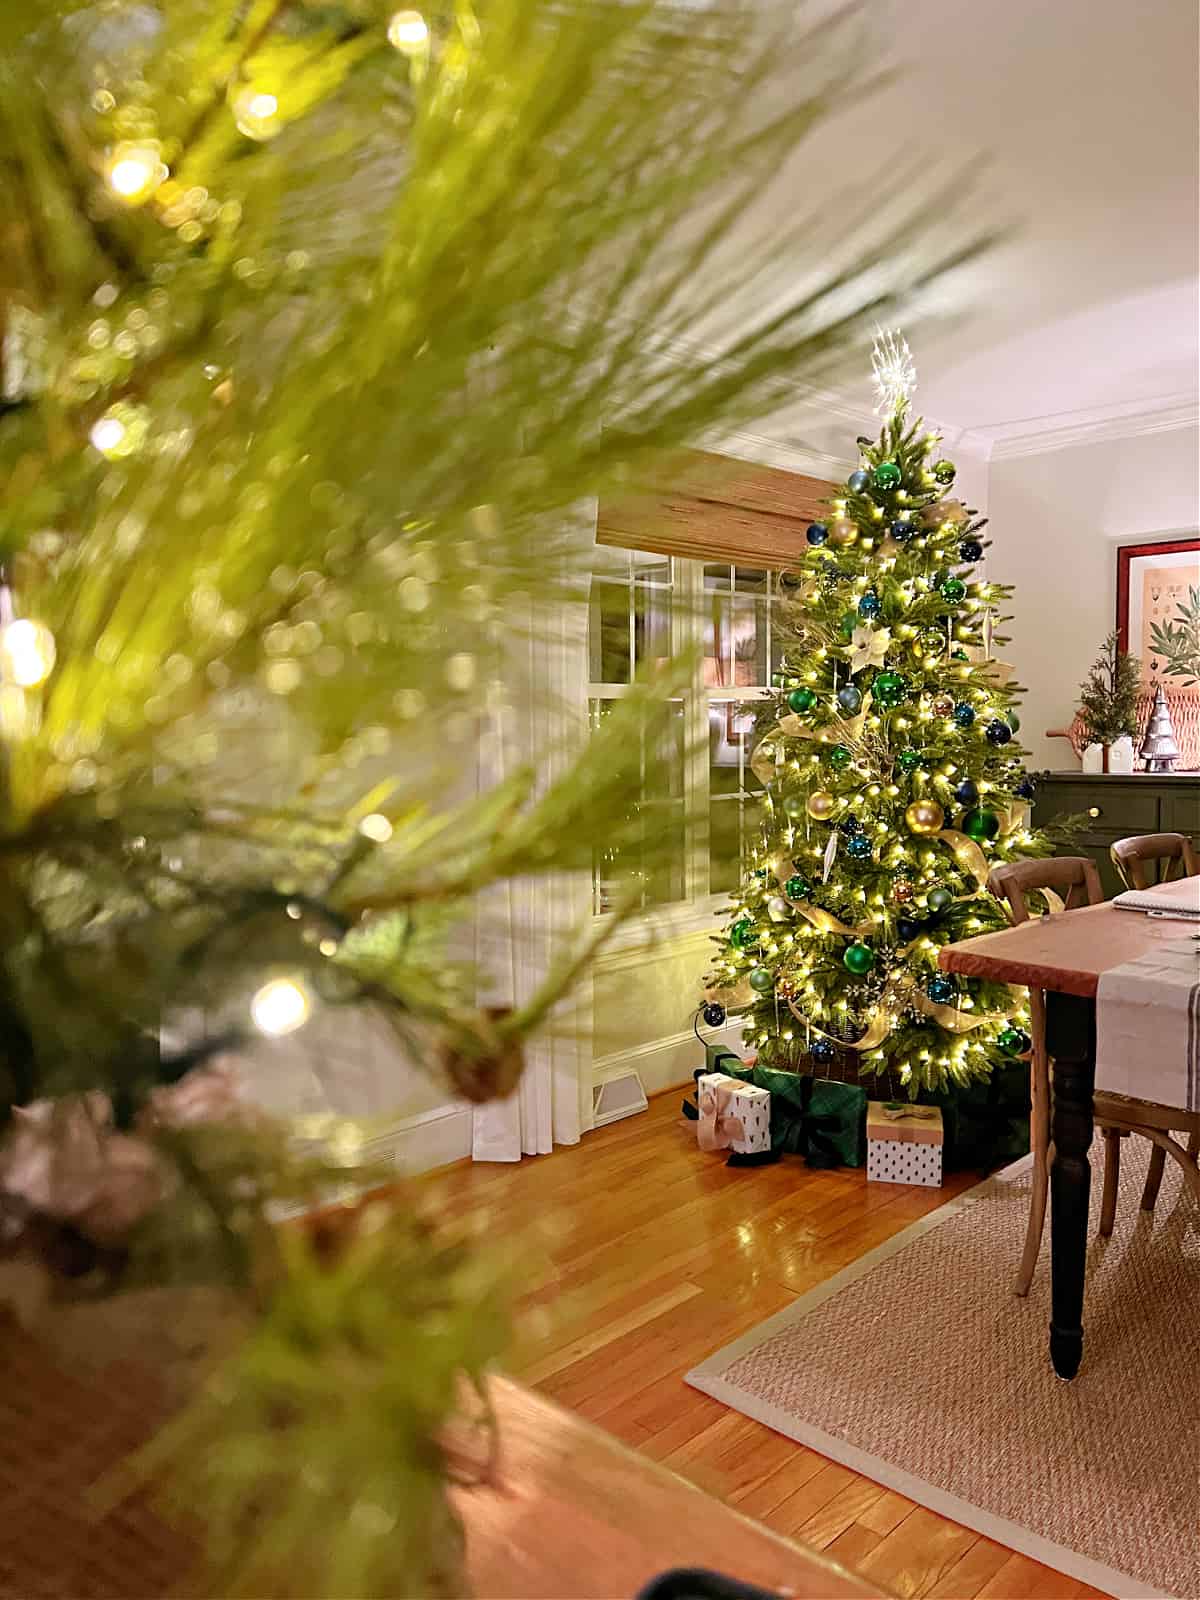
<box><xmin>439</xmin><ymin>1091</ymin><xmax>1107</xmax><ymax>1600</ymax></box>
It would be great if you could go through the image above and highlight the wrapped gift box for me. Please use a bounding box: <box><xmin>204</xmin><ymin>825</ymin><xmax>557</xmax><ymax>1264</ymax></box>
<box><xmin>696</xmin><ymin>1072</ymin><xmax>771</xmax><ymax>1155</ymax></box>
<box><xmin>866</xmin><ymin>1101</ymin><xmax>943</xmax><ymax>1187</ymax></box>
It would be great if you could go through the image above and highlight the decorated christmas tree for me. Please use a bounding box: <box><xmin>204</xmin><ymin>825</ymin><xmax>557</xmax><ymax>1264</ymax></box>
<box><xmin>707</xmin><ymin>336</ymin><xmax>1053</xmax><ymax>1095</ymax></box>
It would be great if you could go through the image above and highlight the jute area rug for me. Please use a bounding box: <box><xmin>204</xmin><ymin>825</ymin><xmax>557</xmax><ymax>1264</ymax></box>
<box><xmin>686</xmin><ymin>1145</ymin><xmax>1198</xmax><ymax>1600</ymax></box>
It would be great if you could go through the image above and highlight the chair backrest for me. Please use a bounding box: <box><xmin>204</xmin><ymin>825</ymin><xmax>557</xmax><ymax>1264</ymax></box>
<box><xmin>1110</xmin><ymin>832</ymin><xmax>1200</xmax><ymax>890</ymax></box>
<box><xmin>987</xmin><ymin>857</ymin><xmax>1105</xmax><ymax>926</ymax></box>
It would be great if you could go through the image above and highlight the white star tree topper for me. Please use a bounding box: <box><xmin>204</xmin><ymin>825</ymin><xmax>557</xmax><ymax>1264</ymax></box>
<box><xmin>871</xmin><ymin>328</ymin><xmax>916</xmax><ymax>417</ymax></box>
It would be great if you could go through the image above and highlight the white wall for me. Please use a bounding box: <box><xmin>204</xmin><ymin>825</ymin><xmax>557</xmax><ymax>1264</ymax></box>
<box><xmin>985</xmin><ymin>424</ymin><xmax>1199</xmax><ymax>770</ymax></box>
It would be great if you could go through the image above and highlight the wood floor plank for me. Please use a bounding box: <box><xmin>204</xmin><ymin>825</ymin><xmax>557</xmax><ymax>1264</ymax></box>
<box><xmin>435</xmin><ymin>1090</ymin><xmax>1085</xmax><ymax>1600</ymax></box>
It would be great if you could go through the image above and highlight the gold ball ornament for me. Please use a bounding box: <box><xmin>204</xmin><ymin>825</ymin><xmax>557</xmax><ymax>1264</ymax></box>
<box><xmin>806</xmin><ymin>790</ymin><xmax>836</xmax><ymax>821</ymax></box>
<box><xmin>920</xmin><ymin>498</ymin><xmax>966</xmax><ymax>528</ymax></box>
<box><xmin>904</xmin><ymin>798</ymin><xmax>945</xmax><ymax>834</ymax></box>
<box><xmin>828</xmin><ymin>518</ymin><xmax>858</xmax><ymax>546</ymax></box>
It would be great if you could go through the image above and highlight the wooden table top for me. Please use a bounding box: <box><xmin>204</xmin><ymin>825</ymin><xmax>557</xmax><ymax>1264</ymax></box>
<box><xmin>460</xmin><ymin>1376</ymin><xmax>887</xmax><ymax>1600</ymax></box>
<box><xmin>939</xmin><ymin>878</ymin><xmax>1200</xmax><ymax>998</ymax></box>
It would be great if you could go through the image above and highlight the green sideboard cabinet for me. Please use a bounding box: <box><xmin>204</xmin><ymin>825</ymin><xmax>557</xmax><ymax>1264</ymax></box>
<box><xmin>1031</xmin><ymin>772</ymin><xmax>1200</xmax><ymax>898</ymax></box>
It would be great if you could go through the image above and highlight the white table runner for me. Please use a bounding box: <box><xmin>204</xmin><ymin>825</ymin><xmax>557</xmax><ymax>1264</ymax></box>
<box><xmin>1095</xmin><ymin>935</ymin><xmax>1200</xmax><ymax>1111</ymax></box>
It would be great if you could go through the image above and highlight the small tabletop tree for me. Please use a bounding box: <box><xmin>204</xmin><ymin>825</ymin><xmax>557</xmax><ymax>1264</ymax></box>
<box><xmin>1078</xmin><ymin>631</ymin><xmax>1141</xmax><ymax>749</ymax></box>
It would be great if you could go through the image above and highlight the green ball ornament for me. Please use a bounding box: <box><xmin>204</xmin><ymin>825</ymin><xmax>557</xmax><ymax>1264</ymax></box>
<box><xmin>963</xmin><ymin>807</ymin><xmax>1000</xmax><ymax>842</ymax></box>
<box><xmin>918</xmin><ymin>627</ymin><xmax>946</xmax><ymax>657</ymax></box>
<box><xmin>787</xmin><ymin>686</ymin><xmax>817</xmax><ymax>714</ymax></box>
<box><xmin>872</xmin><ymin>460</ymin><xmax>902</xmax><ymax>490</ymax></box>
<box><xmin>843</xmin><ymin>942</ymin><xmax>876</xmax><ymax>976</ymax></box>
<box><xmin>1008</xmin><ymin>709</ymin><xmax>1021</xmax><ymax>733</ymax></box>
<box><xmin>933</xmin><ymin>459</ymin><xmax>956</xmax><ymax>485</ymax></box>
<box><xmin>748</xmin><ymin>967</ymin><xmax>775</xmax><ymax>994</ymax></box>
<box><xmin>927</xmin><ymin>886</ymin><xmax>954</xmax><ymax>914</ymax></box>
<box><xmin>784</xmin><ymin>875</ymin><xmax>810</xmax><ymax>901</ymax></box>
<box><xmin>897</xmin><ymin>748</ymin><xmax>922</xmax><ymax>774</ymax></box>
<box><xmin>729</xmin><ymin>918</ymin><xmax>757</xmax><ymax>949</ymax></box>
<box><xmin>872</xmin><ymin>671</ymin><xmax>908</xmax><ymax>708</ymax></box>
<box><xmin>783</xmin><ymin>793</ymin><xmax>808</xmax><ymax>820</ymax></box>
<box><xmin>839</xmin><ymin>610</ymin><xmax>858</xmax><ymax>640</ymax></box>
<box><xmin>826</xmin><ymin>743</ymin><xmax>852</xmax><ymax>770</ymax></box>
<box><xmin>997</xmin><ymin>1025</ymin><xmax>1032</xmax><ymax>1058</ymax></box>
<box><xmin>939</xmin><ymin>577</ymin><xmax>966</xmax><ymax>604</ymax></box>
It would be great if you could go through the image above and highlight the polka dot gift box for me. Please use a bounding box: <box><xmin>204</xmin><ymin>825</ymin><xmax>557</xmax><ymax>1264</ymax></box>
<box><xmin>696</xmin><ymin>1073</ymin><xmax>772</xmax><ymax>1156</ymax></box>
<box><xmin>866</xmin><ymin>1101</ymin><xmax>944</xmax><ymax>1187</ymax></box>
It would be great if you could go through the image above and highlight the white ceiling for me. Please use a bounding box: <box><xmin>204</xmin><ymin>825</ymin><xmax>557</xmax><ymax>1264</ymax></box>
<box><xmin>756</xmin><ymin>0</ymin><xmax>1200</xmax><ymax>460</ymax></box>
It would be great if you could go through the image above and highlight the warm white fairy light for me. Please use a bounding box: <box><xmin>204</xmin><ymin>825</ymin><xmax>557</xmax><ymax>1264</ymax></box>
<box><xmin>359</xmin><ymin>812</ymin><xmax>393</xmax><ymax>842</ymax></box>
<box><xmin>387</xmin><ymin>9</ymin><xmax>429</xmax><ymax>51</ymax></box>
<box><xmin>233</xmin><ymin>85</ymin><xmax>282</xmax><ymax>140</ymax></box>
<box><xmin>251</xmin><ymin>977</ymin><xmax>311</xmax><ymax>1036</ymax></box>
<box><xmin>104</xmin><ymin>142</ymin><xmax>167</xmax><ymax>204</ymax></box>
<box><xmin>0</xmin><ymin>619</ymin><xmax>56</xmax><ymax>687</ymax></box>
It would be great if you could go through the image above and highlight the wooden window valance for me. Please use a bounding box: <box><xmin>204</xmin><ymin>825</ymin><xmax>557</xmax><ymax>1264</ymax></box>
<box><xmin>597</xmin><ymin>449</ymin><xmax>835</xmax><ymax>569</ymax></box>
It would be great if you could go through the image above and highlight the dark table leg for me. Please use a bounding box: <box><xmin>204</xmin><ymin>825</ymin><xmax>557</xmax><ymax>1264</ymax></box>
<box><xmin>1044</xmin><ymin>991</ymin><xmax>1096</xmax><ymax>1381</ymax></box>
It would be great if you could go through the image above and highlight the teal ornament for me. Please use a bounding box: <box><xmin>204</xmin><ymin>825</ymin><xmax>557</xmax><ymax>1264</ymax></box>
<box><xmin>927</xmin><ymin>886</ymin><xmax>954</xmax><ymax>913</ymax></box>
<box><xmin>953</xmin><ymin>701</ymin><xmax>976</xmax><ymax>728</ymax></box>
<box><xmin>897</xmin><ymin>749</ymin><xmax>921</xmax><ymax>773</ymax></box>
<box><xmin>933</xmin><ymin>459</ymin><xmax>956</xmax><ymax>485</ymax></box>
<box><xmin>826</xmin><ymin>743</ymin><xmax>852</xmax><ymax>770</ymax></box>
<box><xmin>729</xmin><ymin>918</ymin><xmax>757</xmax><ymax>949</ymax></box>
<box><xmin>836</xmin><ymin>684</ymin><xmax>862</xmax><ymax>715</ymax></box>
<box><xmin>810</xmin><ymin>1037</ymin><xmax>835</xmax><ymax>1066</ymax></box>
<box><xmin>873</xmin><ymin>460</ymin><xmax>902</xmax><ymax>490</ymax></box>
<box><xmin>748</xmin><ymin>967</ymin><xmax>775</xmax><ymax>994</ymax></box>
<box><xmin>784</xmin><ymin>874</ymin><xmax>810</xmax><ymax>900</ymax></box>
<box><xmin>963</xmin><ymin>807</ymin><xmax>1000</xmax><ymax>842</ymax></box>
<box><xmin>846</xmin><ymin>833</ymin><xmax>872</xmax><ymax>860</ymax></box>
<box><xmin>842</xmin><ymin>942</ymin><xmax>876</xmax><ymax>976</ymax></box>
<box><xmin>858</xmin><ymin>590</ymin><xmax>882</xmax><ymax>620</ymax></box>
<box><xmin>985</xmin><ymin>719</ymin><xmax>1013</xmax><ymax>747</ymax></box>
<box><xmin>783</xmin><ymin>793</ymin><xmax>807</xmax><ymax>820</ymax></box>
<box><xmin>847</xmin><ymin>468</ymin><xmax>870</xmax><ymax>493</ymax></box>
<box><xmin>939</xmin><ymin>577</ymin><xmax>966</xmax><ymax>604</ymax></box>
<box><xmin>927</xmin><ymin>973</ymin><xmax>956</xmax><ymax>1004</ymax></box>
<box><xmin>788</xmin><ymin>686</ymin><xmax>817</xmax><ymax>714</ymax></box>
<box><xmin>872</xmin><ymin>671</ymin><xmax>908</xmax><ymax>708</ymax></box>
<box><xmin>997</xmin><ymin>1025</ymin><xmax>1032</xmax><ymax>1058</ymax></box>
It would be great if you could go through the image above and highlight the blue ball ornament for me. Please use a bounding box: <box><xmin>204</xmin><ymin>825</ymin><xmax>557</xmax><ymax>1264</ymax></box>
<box><xmin>953</xmin><ymin>702</ymin><xmax>976</xmax><ymax>728</ymax></box>
<box><xmin>959</xmin><ymin>538</ymin><xmax>983</xmax><ymax>563</ymax></box>
<box><xmin>841</xmin><ymin>814</ymin><xmax>864</xmax><ymax>834</ymax></box>
<box><xmin>810</xmin><ymin>1037</ymin><xmax>835</xmax><ymax>1066</ymax></box>
<box><xmin>985</xmin><ymin>719</ymin><xmax>1013</xmax><ymax>747</ymax></box>
<box><xmin>927</xmin><ymin>974</ymin><xmax>957</xmax><ymax>1005</ymax></box>
<box><xmin>858</xmin><ymin>591</ymin><xmax>882</xmax><ymax>620</ymax></box>
<box><xmin>954</xmin><ymin>778</ymin><xmax>979</xmax><ymax>805</ymax></box>
<box><xmin>806</xmin><ymin>522</ymin><xmax>829</xmax><ymax>546</ymax></box>
<box><xmin>701</xmin><ymin>1002</ymin><xmax>727</xmax><ymax>1028</ymax></box>
<box><xmin>847</xmin><ymin>469</ymin><xmax>870</xmax><ymax>493</ymax></box>
<box><xmin>897</xmin><ymin>917</ymin><xmax>922</xmax><ymax>942</ymax></box>
<box><xmin>837</xmin><ymin>684</ymin><xmax>863</xmax><ymax>715</ymax></box>
<box><xmin>1015</xmin><ymin>776</ymin><xmax>1036</xmax><ymax>801</ymax></box>
<box><xmin>846</xmin><ymin>833</ymin><xmax>872</xmax><ymax>860</ymax></box>
<box><xmin>890</xmin><ymin>519</ymin><xmax>914</xmax><ymax>542</ymax></box>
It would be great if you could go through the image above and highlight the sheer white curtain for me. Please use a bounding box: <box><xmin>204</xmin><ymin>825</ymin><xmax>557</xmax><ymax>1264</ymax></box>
<box><xmin>470</xmin><ymin>508</ymin><xmax>596</xmax><ymax>1161</ymax></box>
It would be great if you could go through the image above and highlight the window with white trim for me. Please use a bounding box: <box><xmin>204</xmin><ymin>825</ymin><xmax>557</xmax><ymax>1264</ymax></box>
<box><xmin>587</xmin><ymin>549</ymin><xmax>788</xmax><ymax>915</ymax></box>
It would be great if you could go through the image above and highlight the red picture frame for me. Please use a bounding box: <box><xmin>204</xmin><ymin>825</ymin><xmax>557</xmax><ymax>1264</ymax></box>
<box><xmin>1116</xmin><ymin>536</ymin><xmax>1200</xmax><ymax>654</ymax></box>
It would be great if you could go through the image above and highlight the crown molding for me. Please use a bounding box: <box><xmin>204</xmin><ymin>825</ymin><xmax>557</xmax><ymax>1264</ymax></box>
<box><xmin>960</xmin><ymin>392</ymin><xmax>1199</xmax><ymax>463</ymax></box>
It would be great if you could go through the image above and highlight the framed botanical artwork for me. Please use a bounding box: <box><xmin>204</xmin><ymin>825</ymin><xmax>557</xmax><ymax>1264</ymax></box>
<box><xmin>1116</xmin><ymin>535</ymin><xmax>1200</xmax><ymax>770</ymax></box>
<box><xmin>1117</xmin><ymin>536</ymin><xmax>1200</xmax><ymax>689</ymax></box>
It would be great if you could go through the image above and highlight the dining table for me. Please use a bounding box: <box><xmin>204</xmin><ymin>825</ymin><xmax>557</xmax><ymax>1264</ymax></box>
<box><xmin>939</xmin><ymin>876</ymin><xmax>1200</xmax><ymax>1381</ymax></box>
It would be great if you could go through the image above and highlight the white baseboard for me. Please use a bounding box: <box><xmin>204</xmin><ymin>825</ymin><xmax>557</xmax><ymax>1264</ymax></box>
<box><xmin>365</xmin><ymin>1102</ymin><xmax>473</xmax><ymax>1175</ymax></box>
<box><xmin>592</xmin><ymin>1020</ymin><xmax>744</xmax><ymax>1100</ymax></box>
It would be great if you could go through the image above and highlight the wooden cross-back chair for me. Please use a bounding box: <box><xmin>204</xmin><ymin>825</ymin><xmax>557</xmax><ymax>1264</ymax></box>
<box><xmin>1110</xmin><ymin>831</ymin><xmax>1199</xmax><ymax>890</ymax></box>
<box><xmin>989</xmin><ymin>855</ymin><xmax>1200</xmax><ymax>1294</ymax></box>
